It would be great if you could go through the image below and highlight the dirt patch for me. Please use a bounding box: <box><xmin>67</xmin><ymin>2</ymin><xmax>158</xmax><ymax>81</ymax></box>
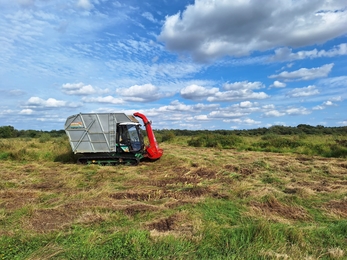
<box><xmin>147</xmin><ymin>216</ymin><xmax>176</xmax><ymax>232</ymax></box>
<box><xmin>224</xmin><ymin>164</ymin><xmax>239</xmax><ymax>172</ymax></box>
<box><xmin>146</xmin><ymin>213</ymin><xmax>194</xmax><ymax>236</ymax></box>
<box><xmin>110</xmin><ymin>186</ymin><xmax>210</xmax><ymax>202</ymax></box>
<box><xmin>325</xmin><ymin>200</ymin><xmax>347</xmax><ymax>217</ymax></box>
<box><xmin>76</xmin><ymin>211</ymin><xmax>106</xmax><ymax>225</ymax></box>
<box><xmin>163</xmin><ymin>200</ymin><xmax>191</xmax><ymax>209</ymax></box>
<box><xmin>224</xmin><ymin>164</ymin><xmax>253</xmax><ymax>175</ymax></box>
<box><xmin>28</xmin><ymin>208</ymin><xmax>76</xmax><ymax>232</ymax></box>
<box><xmin>0</xmin><ymin>190</ymin><xmax>38</xmax><ymax>210</ymax></box>
<box><xmin>250</xmin><ymin>197</ymin><xmax>310</xmax><ymax>221</ymax></box>
<box><xmin>172</xmin><ymin>166</ymin><xmax>190</xmax><ymax>175</ymax></box>
<box><xmin>22</xmin><ymin>164</ymin><xmax>38</xmax><ymax>173</ymax></box>
<box><xmin>239</xmin><ymin>168</ymin><xmax>253</xmax><ymax>175</ymax></box>
<box><xmin>30</xmin><ymin>182</ymin><xmax>64</xmax><ymax>191</ymax></box>
<box><xmin>192</xmin><ymin>167</ymin><xmax>217</xmax><ymax>179</ymax></box>
<box><xmin>150</xmin><ymin>176</ymin><xmax>200</xmax><ymax>187</ymax></box>
<box><xmin>110</xmin><ymin>191</ymin><xmax>154</xmax><ymax>201</ymax></box>
<box><xmin>283</xmin><ymin>188</ymin><xmax>298</xmax><ymax>194</ymax></box>
<box><xmin>179</xmin><ymin>186</ymin><xmax>210</xmax><ymax>198</ymax></box>
<box><xmin>296</xmin><ymin>156</ymin><xmax>313</xmax><ymax>162</ymax></box>
<box><xmin>123</xmin><ymin>204</ymin><xmax>158</xmax><ymax>217</ymax></box>
<box><xmin>296</xmin><ymin>181</ymin><xmax>331</xmax><ymax>192</ymax></box>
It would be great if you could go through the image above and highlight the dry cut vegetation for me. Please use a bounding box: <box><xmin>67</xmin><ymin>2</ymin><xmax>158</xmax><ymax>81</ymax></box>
<box><xmin>1</xmin><ymin>136</ymin><xmax>347</xmax><ymax>259</ymax></box>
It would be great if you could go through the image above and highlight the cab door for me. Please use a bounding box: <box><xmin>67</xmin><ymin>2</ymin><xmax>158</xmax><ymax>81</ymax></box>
<box><xmin>117</xmin><ymin>123</ymin><xmax>143</xmax><ymax>152</ymax></box>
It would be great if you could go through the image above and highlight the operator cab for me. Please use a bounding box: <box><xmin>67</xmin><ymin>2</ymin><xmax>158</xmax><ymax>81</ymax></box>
<box><xmin>117</xmin><ymin>123</ymin><xmax>144</xmax><ymax>152</ymax></box>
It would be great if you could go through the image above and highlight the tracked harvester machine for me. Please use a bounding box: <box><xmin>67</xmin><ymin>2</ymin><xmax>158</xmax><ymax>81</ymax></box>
<box><xmin>64</xmin><ymin>112</ymin><xmax>163</xmax><ymax>165</ymax></box>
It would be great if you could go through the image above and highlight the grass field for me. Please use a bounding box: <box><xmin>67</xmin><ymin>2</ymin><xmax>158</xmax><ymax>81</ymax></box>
<box><xmin>1</xmin><ymin>136</ymin><xmax>347</xmax><ymax>259</ymax></box>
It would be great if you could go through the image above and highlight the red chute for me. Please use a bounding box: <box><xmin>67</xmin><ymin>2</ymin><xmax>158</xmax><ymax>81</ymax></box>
<box><xmin>133</xmin><ymin>112</ymin><xmax>163</xmax><ymax>160</ymax></box>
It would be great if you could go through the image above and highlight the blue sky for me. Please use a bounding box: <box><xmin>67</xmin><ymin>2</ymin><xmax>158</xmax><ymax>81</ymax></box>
<box><xmin>0</xmin><ymin>0</ymin><xmax>346</xmax><ymax>131</ymax></box>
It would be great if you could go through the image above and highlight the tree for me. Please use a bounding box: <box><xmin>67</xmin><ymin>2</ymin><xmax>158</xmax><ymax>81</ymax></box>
<box><xmin>0</xmin><ymin>126</ymin><xmax>17</xmax><ymax>138</ymax></box>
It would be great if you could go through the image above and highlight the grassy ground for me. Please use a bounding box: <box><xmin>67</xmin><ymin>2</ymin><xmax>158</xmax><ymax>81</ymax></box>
<box><xmin>1</xmin><ymin>136</ymin><xmax>347</xmax><ymax>259</ymax></box>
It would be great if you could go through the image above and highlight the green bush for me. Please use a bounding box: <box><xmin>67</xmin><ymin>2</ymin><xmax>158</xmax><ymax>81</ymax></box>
<box><xmin>255</xmin><ymin>135</ymin><xmax>302</xmax><ymax>149</ymax></box>
<box><xmin>188</xmin><ymin>134</ymin><xmax>243</xmax><ymax>149</ymax></box>
<box><xmin>161</xmin><ymin>131</ymin><xmax>176</xmax><ymax>142</ymax></box>
<box><xmin>39</xmin><ymin>133</ymin><xmax>51</xmax><ymax>143</ymax></box>
<box><xmin>326</xmin><ymin>144</ymin><xmax>347</xmax><ymax>158</ymax></box>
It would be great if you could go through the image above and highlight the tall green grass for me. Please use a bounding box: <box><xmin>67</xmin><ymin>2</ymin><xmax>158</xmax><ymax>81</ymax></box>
<box><xmin>186</xmin><ymin>133</ymin><xmax>347</xmax><ymax>158</ymax></box>
<box><xmin>0</xmin><ymin>137</ymin><xmax>74</xmax><ymax>163</ymax></box>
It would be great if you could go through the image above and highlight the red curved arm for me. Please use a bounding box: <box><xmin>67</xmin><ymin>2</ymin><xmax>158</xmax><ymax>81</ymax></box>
<box><xmin>133</xmin><ymin>112</ymin><xmax>163</xmax><ymax>160</ymax></box>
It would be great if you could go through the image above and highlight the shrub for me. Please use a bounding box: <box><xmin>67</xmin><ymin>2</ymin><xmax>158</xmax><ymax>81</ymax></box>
<box><xmin>39</xmin><ymin>133</ymin><xmax>51</xmax><ymax>143</ymax></box>
<box><xmin>188</xmin><ymin>137</ymin><xmax>205</xmax><ymax>147</ymax></box>
<box><xmin>188</xmin><ymin>134</ymin><xmax>243</xmax><ymax>149</ymax></box>
<box><xmin>326</xmin><ymin>144</ymin><xmax>347</xmax><ymax>158</ymax></box>
<box><xmin>161</xmin><ymin>131</ymin><xmax>176</xmax><ymax>142</ymax></box>
<box><xmin>256</xmin><ymin>136</ymin><xmax>302</xmax><ymax>149</ymax></box>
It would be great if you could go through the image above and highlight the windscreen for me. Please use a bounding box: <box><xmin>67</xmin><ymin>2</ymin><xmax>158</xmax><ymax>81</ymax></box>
<box><xmin>128</xmin><ymin>125</ymin><xmax>141</xmax><ymax>151</ymax></box>
<box><xmin>118</xmin><ymin>124</ymin><xmax>143</xmax><ymax>152</ymax></box>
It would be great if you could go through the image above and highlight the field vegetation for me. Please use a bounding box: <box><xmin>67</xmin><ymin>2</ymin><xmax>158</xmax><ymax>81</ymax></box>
<box><xmin>1</xmin><ymin>125</ymin><xmax>347</xmax><ymax>259</ymax></box>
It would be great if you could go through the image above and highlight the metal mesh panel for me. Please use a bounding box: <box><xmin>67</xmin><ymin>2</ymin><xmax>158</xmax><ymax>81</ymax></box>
<box><xmin>65</xmin><ymin>113</ymin><xmax>133</xmax><ymax>153</ymax></box>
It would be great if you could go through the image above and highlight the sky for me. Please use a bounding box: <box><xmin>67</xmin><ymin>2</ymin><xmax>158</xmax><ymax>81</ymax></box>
<box><xmin>0</xmin><ymin>0</ymin><xmax>347</xmax><ymax>131</ymax></box>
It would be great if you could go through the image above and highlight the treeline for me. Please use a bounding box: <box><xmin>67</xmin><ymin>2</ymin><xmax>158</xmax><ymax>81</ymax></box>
<box><xmin>0</xmin><ymin>126</ymin><xmax>65</xmax><ymax>139</ymax></box>
<box><xmin>154</xmin><ymin>124</ymin><xmax>347</xmax><ymax>139</ymax></box>
<box><xmin>0</xmin><ymin>124</ymin><xmax>346</xmax><ymax>139</ymax></box>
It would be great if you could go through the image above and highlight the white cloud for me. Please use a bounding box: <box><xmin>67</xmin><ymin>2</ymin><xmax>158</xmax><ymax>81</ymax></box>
<box><xmin>224</xmin><ymin>118</ymin><xmax>261</xmax><ymax>125</ymax></box>
<box><xmin>323</xmin><ymin>100</ymin><xmax>334</xmax><ymax>106</ymax></box>
<box><xmin>223</xmin><ymin>81</ymin><xmax>264</xmax><ymax>90</ymax></box>
<box><xmin>142</xmin><ymin>12</ymin><xmax>157</xmax><ymax>23</ymax></box>
<box><xmin>19</xmin><ymin>109</ymin><xmax>33</xmax><ymax>115</ymax></box>
<box><xmin>157</xmin><ymin>100</ymin><xmax>205</xmax><ymax>112</ymax></box>
<box><xmin>269</xmin><ymin>64</ymin><xmax>334</xmax><ymax>81</ymax></box>
<box><xmin>243</xmin><ymin>118</ymin><xmax>261</xmax><ymax>125</ymax></box>
<box><xmin>180</xmin><ymin>81</ymin><xmax>269</xmax><ymax>103</ymax></box>
<box><xmin>286</xmin><ymin>85</ymin><xmax>319</xmax><ymax>97</ymax></box>
<box><xmin>82</xmin><ymin>96</ymin><xmax>124</xmax><ymax>104</ymax></box>
<box><xmin>312</xmin><ymin>105</ymin><xmax>324</xmax><ymax>110</ymax></box>
<box><xmin>194</xmin><ymin>115</ymin><xmax>209</xmax><ymax>121</ymax></box>
<box><xmin>193</xmin><ymin>103</ymin><xmax>220</xmax><ymax>110</ymax></box>
<box><xmin>331</xmin><ymin>96</ymin><xmax>343</xmax><ymax>102</ymax></box>
<box><xmin>263</xmin><ymin>107</ymin><xmax>311</xmax><ymax>117</ymax></box>
<box><xmin>116</xmin><ymin>83</ymin><xmax>173</xmax><ymax>102</ymax></box>
<box><xmin>0</xmin><ymin>109</ymin><xmax>15</xmax><ymax>116</ymax></box>
<box><xmin>224</xmin><ymin>118</ymin><xmax>242</xmax><ymax>123</ymax></box>
<box><xmin>62</xmin><ymin>82</ymin><xmax>98</xmax><ymax>95</ymax></box>
<box><xmin>286</xmin><ymin>107</ymin><xmax>311</xmax><ymax>116</ymax></box>
<box><xmin>26</xmin><ymin>97</ymin><xmax>67</xmax><ymax>108</ymax></box>
<box><xmin>239</xmin><ymin>101</ymin><xmax>253</xmax><ymax>108</ymax></box>
<box><xmin>208</xmin><ymin>110</ymin><xmax>249</xmax><ymax>119</ymax></box>
<box><xmin>270</xmin><ymin>80</ymin><xmax>286</xmax><ymax>88</ymax></box>
<box><xmin>262</xmin><ymin>104</ymin><xmax>275</xmax><ymax>109</ymax></box>
<box><xmin>207</xmin><ymin>89</ymin><xmax>269</xmax><ymax>102</ymax></box>
<box><xmin>318</xmin><ymin>76</ymin><xmax>347</xmax><ymax>88</ymax></box>
<box><xmin>313</xmin><ymin>100</ymin><xmax>337</xmax><ymax>110</ymax></box>
<box><xmin>77</xmin><ymin>0</ymin><xmax>93</xmax><ymax>10</ymax></box>
<box><xmin>180</xmin><ymin>84</ymin><xmax>219</xmax><ymax>100</ymax></box>
<box><xmin>157</xmin><ymin>100</ymin><xmax>191</xmax><ymax>112</ymax></box>
<box><xmin>271</xmin><ymin>43</ymin><xmax>347</xmax><ymax>61</ymax></box>
<box><xmin>158</xmin><ymin>0</ymin><xmax>347</xmax><ymax>62</ymax></box>
<box><xmin>263</xmin><ymin>110</ymin><xmax>285</xmax><ymax>117</ymax></box>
